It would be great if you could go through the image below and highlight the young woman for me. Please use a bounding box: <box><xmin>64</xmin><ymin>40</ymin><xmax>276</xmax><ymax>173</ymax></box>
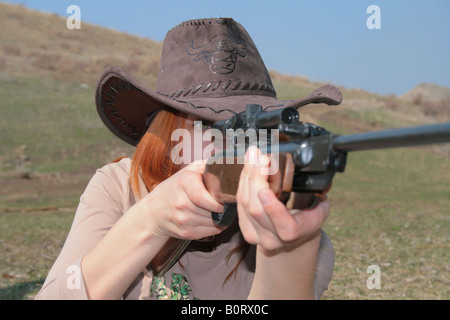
<box><xmin>36</xmin><ymin>18</ymin><xmax>335</xmax><ymax>300</ymax></box>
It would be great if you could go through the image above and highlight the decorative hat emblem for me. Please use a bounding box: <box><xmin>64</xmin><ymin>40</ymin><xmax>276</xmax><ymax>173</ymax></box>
<box><xmin>187</xmin><ymin>34</ymin><xmax>246</xmax><ymax>75</ymax></box>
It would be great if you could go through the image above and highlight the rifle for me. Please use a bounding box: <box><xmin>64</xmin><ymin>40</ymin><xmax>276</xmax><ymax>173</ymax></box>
<box><xmin>151</xmin><ymin>85</ymin><xmax>450</xmax><ymax>276</ymax></box>
<box><xmin>202</xmin><ymin>86</ymin><xmax>450</xmax><ymax>226</ymax></box>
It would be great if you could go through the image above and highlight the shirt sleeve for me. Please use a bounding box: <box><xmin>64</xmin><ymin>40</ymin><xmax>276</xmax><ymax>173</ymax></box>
<box><xmin>35</xmin><ymin>162</ymin><xmax>129</xmax><ymax>299</ymax></box>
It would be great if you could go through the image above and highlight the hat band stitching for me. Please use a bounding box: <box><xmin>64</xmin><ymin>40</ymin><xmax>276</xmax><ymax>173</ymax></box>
<box><xmin>169</xmin><ymin>18</ymin><xmax>230</xmax><ymax>32</ymax></box>
<box><xmin>171</xmin><ymin>99</ymin><xmax>238</xmax><ymax>116</ymax></box>
<box><xmin>171</xmin><ymin>98</ymin><xmax>288</xmax><ymax>116</ymax></box>
<box><xmin>166</xmin><ymin>80</ymin><xmax>275</xmax><ymax>99</ymax></box>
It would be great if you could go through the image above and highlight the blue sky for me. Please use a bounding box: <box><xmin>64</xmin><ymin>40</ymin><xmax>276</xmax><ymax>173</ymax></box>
<box><xmin>3</xmin><ymin>0</ymin><xmax>450</xmax><ymax>95</ymax></box>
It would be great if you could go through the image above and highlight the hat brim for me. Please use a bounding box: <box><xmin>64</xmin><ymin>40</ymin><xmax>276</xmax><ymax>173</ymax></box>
<box><xmin>96</xmin><ymin>66</ymin><xmax>342</xmax><ymax>146</ymax></box>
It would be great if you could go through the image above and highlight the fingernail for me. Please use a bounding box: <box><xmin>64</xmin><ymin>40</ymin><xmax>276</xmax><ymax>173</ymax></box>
<box><xmin>258</xmin><ymin>190</ymin><xmax>272</xmax><ymax>205</ymax></box>
<box><xmin>258</xmin><ymin>154</ymin><xmax>269</xmax><ymax>166</ymax></box>
<box><xmin>246</xmin><ymin>146</ymin><xmax>257</xmax><ymax>164</ymax></box>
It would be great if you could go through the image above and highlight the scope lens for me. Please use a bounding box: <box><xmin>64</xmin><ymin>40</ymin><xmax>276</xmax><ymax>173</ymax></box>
<box><xmin>281</xmin><ymin>108</ymin><xmax>299</xmax><ymax>123</ymax></box>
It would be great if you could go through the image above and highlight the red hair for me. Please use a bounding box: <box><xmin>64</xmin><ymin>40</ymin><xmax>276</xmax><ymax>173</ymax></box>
<box><xmin>130</xmin><ymin>109</ymin><xmax>185</xmax><ymax>197</ymax></box>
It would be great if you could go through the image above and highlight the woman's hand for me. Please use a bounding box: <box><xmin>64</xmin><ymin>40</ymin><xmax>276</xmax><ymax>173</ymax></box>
<box><xmin>236</xmin><ymin>147</ymin><xmax>330</xmax><ymax>252</ymax></box>
<box><xmin>135</xmin><ymin>160</ymin><xmax>225</xmax><ymax>241</ymax></box>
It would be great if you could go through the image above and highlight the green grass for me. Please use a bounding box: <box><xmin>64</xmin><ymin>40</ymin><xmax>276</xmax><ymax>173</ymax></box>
<box><xmin>0</xmin><ymin>210</ymin><xmax>74</xmax><ymax>300</ymax></box>
<box><xmin>0</xmin><ymin>72</ymin><xmax>134</xmax><ymax>175</ymax></box>
<box><xmin>321</xmin><ymin>148</ymin><xmax>450</xmax><ymax>299</ymax></box>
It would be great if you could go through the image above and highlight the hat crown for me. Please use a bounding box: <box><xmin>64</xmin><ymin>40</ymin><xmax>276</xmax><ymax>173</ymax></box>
<box><xmin>156</xmin><ymin>18</ymin><xmax>276</xmax><ymax>100</ymax></box>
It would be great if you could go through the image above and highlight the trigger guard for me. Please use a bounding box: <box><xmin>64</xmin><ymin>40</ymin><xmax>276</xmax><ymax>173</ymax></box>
<box><xmin>212</xmin><ymin>203</ymin><xmax>237</xmax><ymax>226</ymax></box>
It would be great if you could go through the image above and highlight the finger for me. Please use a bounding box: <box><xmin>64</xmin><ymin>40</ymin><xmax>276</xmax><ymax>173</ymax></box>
<box><xmin>237</xmin><ymin>199</ymin><xmax>260</xmax><ymax>245</ymax></box>
<box><xmin>169</xmin><ymin>203</ymin><xmax>227</xmax><ymax>240</ymax></box>
<box><xmin>237</xmin><ymin>147</ymin><xmax>261</xmax><ymax>213</ymax></box>
<box><xmin>257</xmin><ymin>188</ymin><xmax>299</xmax><ymax>242</ymax></box>
<box><xmin>245</xmin><ymin>147</ymin><xmax>271</xmax><ymax>178</ymax></box>
<box><xmin>237</xmin><ymin>156</ymin><xmax>258</xmax><ymax>243</ymax></box>
<box><xmin>267</xmin><ymin>155</ymin><xmax>282</xmax><ymax>190</ymax></box>
<box><xmin>242</xmin><ymin>145</ymin><xmax>258</xmax><ymax>174</ymax></box>
<box><xmin>290</xmin><ymin>200</ymin><xmax>330</xmax><ymax>239</ymax></box>
<box><xmin>191</xmin><ymin>206</ymin><xmax>225</xmax><ymax>225</ymax></box>
<box><xmin>237</xmin><ymin>150</ymin><xmax>263</xmax><ymax>244</ymax></box>
<box><xmin>238</xmin><ymin>147</ymin><xmax>279</xmax><ymax>245</ymax></box>
<box><xmin>173</xmin><ymin>223</ymin><xmax>226</xmax><ymax>240</ymax></box>
<box><xmin>245</xmin><ymin>149</ymin><xmax>275</xmax><ymax>227</ymax></box>
<box><xmin>183</xmin><ymin>159</ymin><xmax>207</xmax><ymax>174</ymax></box>
<box><xmin>239</xmin><ymin>147</ymin><xmax>276</xmax><ymax>235</ymax></box>
<box><xmin>179</xmin><ymin>170</ymin><xmax>224</xmax><ymax>213</ymax></box>
<box><xmin>248</xmin><ymin>151</ymin><xmax>271</xmax><ymax>188</ymax></box>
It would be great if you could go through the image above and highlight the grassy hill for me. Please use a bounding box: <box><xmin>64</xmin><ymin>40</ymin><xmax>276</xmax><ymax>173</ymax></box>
<box><xmin>0</xmin><ymin>2</ymin><xmax>449</xmax><ymax>300</ymax></box>
<box><xmin>402</xmin><ymin>82</ymin><xmax>450</xmax><ymax>102</ymax></box>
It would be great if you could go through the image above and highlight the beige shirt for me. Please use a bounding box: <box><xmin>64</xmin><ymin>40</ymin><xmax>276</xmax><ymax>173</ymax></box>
<box><xmin>35</xmin><ymin>158</ymin><xmax>334</xmax><ymax>300</ymax></box>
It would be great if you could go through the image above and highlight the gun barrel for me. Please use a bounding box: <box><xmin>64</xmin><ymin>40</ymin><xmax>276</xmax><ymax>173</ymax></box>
<box><xmin>332</xmin><ymin>122</ymin><xmax>450</xmax><ymax>152</ymax></box>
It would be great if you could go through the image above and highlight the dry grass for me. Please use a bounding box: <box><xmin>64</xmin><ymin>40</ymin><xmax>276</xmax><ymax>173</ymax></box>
<box><xmin>0</xmin><ymin>2</ymin><xmax>162</xmax><ymax>87</ymax></box>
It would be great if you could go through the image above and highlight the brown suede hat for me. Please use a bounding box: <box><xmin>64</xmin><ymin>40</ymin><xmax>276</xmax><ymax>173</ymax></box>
<box><xmin>95</xmin><ymin>17</ymin><xmax>342</xmax><ymax>146</ymax></box>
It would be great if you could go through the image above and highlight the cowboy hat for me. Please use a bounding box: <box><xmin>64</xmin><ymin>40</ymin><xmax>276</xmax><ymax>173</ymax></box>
<box><xmin>95</xmin><ymin>17</ymin><xmax>342</xmax><ymax>146</ymax></box>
